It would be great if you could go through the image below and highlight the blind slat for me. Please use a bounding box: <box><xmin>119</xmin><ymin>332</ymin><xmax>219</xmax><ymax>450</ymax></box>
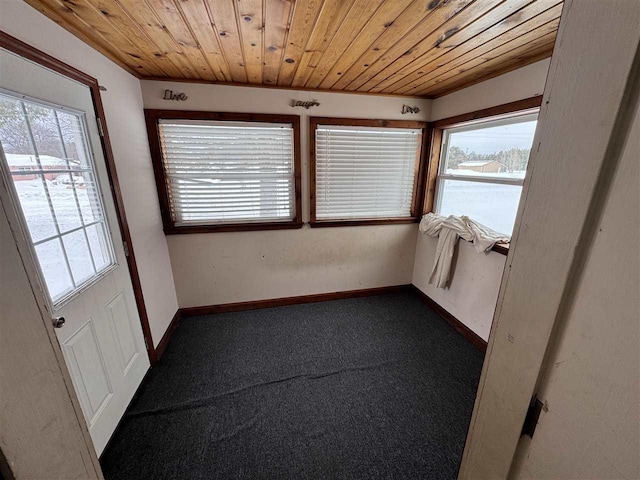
<box><xmin>315</xmin><ymin>125</ymin><xmax>420</xmax><ymax>220</ymax></box>
<box><xmin>160</xmin><ymin>120</ymin><xmax>295</xmax><ymax>224</ymax></box>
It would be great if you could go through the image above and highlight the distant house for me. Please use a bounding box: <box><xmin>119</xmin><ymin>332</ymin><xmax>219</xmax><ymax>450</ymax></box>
<box><xmin>5</xmin><ymin>153</ymin><xmax>68</xmax><ymax>181</ymax></box>
<box><xmin>456</xmin><ymin>160</ymin><xmax>506</xmax><ymax>173</ymax></box>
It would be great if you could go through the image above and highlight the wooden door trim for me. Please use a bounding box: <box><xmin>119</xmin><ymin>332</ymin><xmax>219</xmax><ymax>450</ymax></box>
<box><xmin>0</xmin><ymin>30</ymin><xmax>157</xmax><ymax>364</ymax></box>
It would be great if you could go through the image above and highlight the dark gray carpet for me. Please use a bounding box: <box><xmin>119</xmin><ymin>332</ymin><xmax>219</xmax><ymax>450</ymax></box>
<box><xmin>101</xmin><ymin>291</ymin><xmax>483</xmax><ymax>480</ymax></box>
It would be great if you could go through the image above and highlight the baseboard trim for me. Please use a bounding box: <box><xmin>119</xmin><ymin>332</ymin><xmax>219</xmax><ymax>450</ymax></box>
<box><xmin>410</xmin><ymin>285</ymin><xmax>487</xmax><ymax>353</ymax></box>
<box><xmin>172</xmin><ymin>285</ymin><xmax>485</xmax><ymax>354</ymax></box>
<box><xmin>155</xmin><ymin>309</ymin><xmax>181</xmax><ymax>360</ymax></box>
<box><xmin>180</xmin><ymin>285</ymin><xmax>412</xmax><ymax>317</ymax></box>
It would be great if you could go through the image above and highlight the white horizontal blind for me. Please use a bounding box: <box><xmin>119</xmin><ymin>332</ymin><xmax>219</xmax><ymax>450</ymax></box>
<box><xmin>315</xmin><ymin>125</ymin><xmax>421</xmax><ymax>219</ymax></box>
<box><xmin>159</xmin><ymin>119</ymin><xmax>295</xmax><ymax>225</ymax></box>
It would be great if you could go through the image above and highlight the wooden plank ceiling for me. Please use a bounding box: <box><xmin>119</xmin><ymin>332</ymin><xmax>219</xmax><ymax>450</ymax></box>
<box><xmin>23</xmin><ymin>0</ymin><xmax>562</xmax><ymax>98</ymax></box>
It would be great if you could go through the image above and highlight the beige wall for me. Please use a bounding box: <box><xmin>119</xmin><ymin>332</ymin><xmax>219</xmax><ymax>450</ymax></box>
<box><xmin>2</xmin><ymin>0</ymin><xmax>178</xmax><ymax>346</ymax></box>
<box><xmin>412</xmin><ymin>58</ymin><xmax>551</xmax><ymax>341</ymax></box>
<box><xmin>142</xmin><ymin>80</ymin><xmax>430</xmax><ymax>307</ymax></box>
<box><xmin>430</xmin><ymin>58</ymin><xmax>551</xmax><ymax>121</ymax></box>
<box><xmin>412</xmin><ymin>236</ymin><xmax>506</xmax><ymax>341</ymax></box>
<box><xmin>512</xmin><ymin>80</ymin><xmax>639</xmax><ymax>480</ymax></box>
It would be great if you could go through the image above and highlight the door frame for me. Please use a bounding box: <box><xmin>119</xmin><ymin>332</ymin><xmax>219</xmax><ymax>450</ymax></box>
<box><xmin>458</xmin><ymin>1</ymin><xmax>640</xmax><ymax>478</ymax></box>
<box><xmin>0</xmin><ymin>30</ymin><xmax>157</xmax><ymax>364</ymax></box>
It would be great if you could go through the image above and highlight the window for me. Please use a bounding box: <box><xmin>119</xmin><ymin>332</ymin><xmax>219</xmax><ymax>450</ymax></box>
<box><xmin>0</xmin><ymin>91</ymin><xmax>115</xmax><ymax>306</ymax></box>
<box><xmin>310</xmin><ymin>118</ymin><xmax>426</xmax><ymax>226</ymax></box>
<box><xmin>434</xmin><ymin>109</ymin><xmax>539</xmax><ymax>236</ymax></box>
<box><xmin>146</xmin><ymin>111</ymin><xmax>302</xmax><ymax>234</ymax></box>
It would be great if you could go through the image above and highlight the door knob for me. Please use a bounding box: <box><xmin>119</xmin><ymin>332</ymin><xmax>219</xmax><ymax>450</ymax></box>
<box><xmin>52</xmin><ymin>316</ymin><xmax>66</xmax><ymax>328</ymax></box>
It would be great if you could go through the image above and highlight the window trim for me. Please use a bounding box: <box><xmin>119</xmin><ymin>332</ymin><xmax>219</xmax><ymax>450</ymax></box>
<box><xmin>145</xmin><ymin>110</ymin><xmax>303</xmax><ymax>234</ymax></box>
<box><xmin>309</xmin><ymin>116</ymin><xmax>428</xmax><ymax>228</ymax></box>
<box><xmin>424</xmin><ymin>96</ymin><xmax>543</xmax><ymax>255</ymax></box>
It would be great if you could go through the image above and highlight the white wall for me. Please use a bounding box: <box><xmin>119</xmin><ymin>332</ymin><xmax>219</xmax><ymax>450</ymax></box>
<box><xmin>1</xmin><ymin>0</ymin><xmax>178</xmax><ymax>346</ymax></box>
<box><xmin>512</xmin><ymin>81</ymin><xmax>639</xmax><ymax>480</ymax></box>
<box><xmin>142</xmin><ymin>80</ymin><xmax>430</xmax><ymax>307</ymax></box>
<box><xmin>412</xmin><ymin>59</ymin><xmax>551</xmax><ymax>341</ymax></box>
<box><xmin>430</xmin><ymin>59</ymin><xmax>551</xmax><ymax>121</ymax></box>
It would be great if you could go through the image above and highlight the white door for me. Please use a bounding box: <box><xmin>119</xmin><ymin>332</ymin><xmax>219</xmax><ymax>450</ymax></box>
<box><xmin>0</xmin><ymin>48</ymin><xmax>149</xmax><ymax>455</ymax></box>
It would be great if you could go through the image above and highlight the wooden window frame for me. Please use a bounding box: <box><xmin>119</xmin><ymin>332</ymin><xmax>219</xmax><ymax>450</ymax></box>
<box><xmin>423</xmin><ymin>96</ymin><xmax>544</xmax><ymax>255</ymax></box>
<box><xmin>309</xmin><ymin>117</ymin><xmax>429</xmax><ymax>228</ymax></box>
<box><xmin>145</xmin><ymin>110</ymin><xmax>303</xmax><ymax>234</ymax></box>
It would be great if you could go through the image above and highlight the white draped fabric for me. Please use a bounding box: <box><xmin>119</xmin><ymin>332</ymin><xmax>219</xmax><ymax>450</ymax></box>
<box><xmin>419</xmin><ymin>213</ymin><xmax>510</xmax><ymax>288</ymax></box>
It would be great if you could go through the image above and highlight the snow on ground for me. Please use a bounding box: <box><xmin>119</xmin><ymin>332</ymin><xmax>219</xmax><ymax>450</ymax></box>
<box><xmin>438</xmin><ymin>180</ymin><xmax>521</xmax><ymax>236</ymax></box>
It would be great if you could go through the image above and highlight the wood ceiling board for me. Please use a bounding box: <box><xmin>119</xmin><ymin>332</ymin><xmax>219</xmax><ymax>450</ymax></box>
<box><xmin>417</xmin><ymin>33</ymin><xmax>557</xmax><ymax>97</ymax></box>
<box><xmin>332</xmin><ymin>0</ymin><xmax>474</xmax><ymax>91</ymax></box>
<box><xmin>354</xmin><ymin>0</ymin><xmax>506</xmax><ymax>92</ymax></box>
<box><xmin>393</xmin><ymin>4</ymin><xmax>562</xmax><ymax>95</ymax></box>
<box><xmin>22</xmin><ymin>0</ymin><xmax>141</xmax><ymax>77</ymax></box>
<box><xmin>22</xmin><ymin>0</ymin><xmax>561</xmax><ymax>98</ymax></box>
<box><xmin>346</xmin><ymin>0</ymin><xmax>496</xmax><ymax>91</ymax></box>
<box><xmin>116</xmin><ymin>0</ymin><xmax>206</xmax><ymax>79</ymax></box>
<box><xmin>81</xmin><ymin>0</ymin><xmax>179</xmax><ymax>77</ymax></box>
<box><xmin>302</xmin><ymin>0</ymin><xmax>385</xmax><ymax>89</ymax></box>
<box><xmin>368</xmin><ymin>0</ymin><xmax>551</xmax><ymax>93</ymax></box>
<box><xmin>145</xmin><ymin>0</ymin><xmax>218</xmax><ymax>80</ymax></box>
<box><xmin>315</xmin><ymin>0</ymin><xmax>416</xmax><ymax>89</ymax></box>
<box><xmin>237</xmin><ymin>0</ymin><xmax>265</xmax><ymax>83</ymax></box>
<box><xmin>29</xmin><ymin>0</ymin><xmax>158</xmax><ymax>76</ymax></box>
<box><xmin>290</xmin><ymin>0</ymin><xmax>355</xmax><ymax>87</ymax></box>
<box><xmin>276</xmin><ymin>0</ymin><xmax>325</xmax><ymax>86</ymax></box>
<box><xmin>427</xmin><ymin>41</ymin><xmax>555</xmax><ymax>97</ymax></box>
<box><xmin>262</xmin><ymin>0</ymin><xmax>294</xmax><ymax>85</ymax></box>
<box><xmin>205</xmin><ymin>0</ymin><xmax>249</xmax><ymax>82</ymax></box>
<box><xmin>174</xmin><ymin>0</ymin><xmax>232</xmax><ymax>81</ymax></box>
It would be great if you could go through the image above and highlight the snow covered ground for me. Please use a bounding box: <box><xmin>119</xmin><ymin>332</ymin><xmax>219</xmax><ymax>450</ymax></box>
<box><xmin>437</xmin><ymin>180</ymin><xmax>521</xmax><ymax>236</ymax></box>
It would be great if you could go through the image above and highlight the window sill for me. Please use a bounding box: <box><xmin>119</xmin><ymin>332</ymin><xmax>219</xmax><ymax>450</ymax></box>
<box><xmin>164</xmin><ymin>221</ymin><xmax>304</xmax><ymax>235</ymax></box>
<box><xmin>492</xmin><ymin>242</ymin><xmax>510</xmax><ymax>256</ymax></box>
<box><xmin>309</xmin><ymin>217</ymin><xmax>419</xmax><ymax>228</ymax></box>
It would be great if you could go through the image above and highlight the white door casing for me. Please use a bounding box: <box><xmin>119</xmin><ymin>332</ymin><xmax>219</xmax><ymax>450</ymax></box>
<box><xmin>0</xmin><ymin>48</ymin><xmax>149</xmax><ymax>455</ymax></box>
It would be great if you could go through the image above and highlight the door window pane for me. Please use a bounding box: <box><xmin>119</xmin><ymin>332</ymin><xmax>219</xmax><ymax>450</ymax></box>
<box><xmin>34</xmin><ymin>239</ymin><xmax>74</xmax><ymax>301</ymax></box>
<box><xmin>76</xmin><ymin>172</ymin><xmax>104</xmax><ymax>224</ymax></box>
<box><xmin>0</xmin><ymin>92</ymin><xmax>115</xmax><ymax>305</ymax></box>
<box><xmin>86</xmin><ymin>223</ymin><xmax>110</xmax><ymax>271</ymax></box>
<box><xmin>13</xmin><ymin>175</ymin><xmax>57</xmax><ymax>242</ymax></box>
<box><xmin>49</xmin><ymin>174</ymin><xmax>84</xmax><ymax>233</ymax></box>
<box><xmin>62</xmin><ymin>229</ymin><xmax>96</xmax><ymax>284</ymax></box>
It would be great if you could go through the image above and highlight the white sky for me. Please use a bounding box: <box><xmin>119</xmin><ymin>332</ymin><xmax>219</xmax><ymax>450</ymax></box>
<box><xmin>449</xmin><ymin>120</ymin><xmax>538</xmax><ymax>155</ymax></box>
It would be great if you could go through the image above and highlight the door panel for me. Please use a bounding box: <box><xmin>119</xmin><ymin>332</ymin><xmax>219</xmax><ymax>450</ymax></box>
<box><xmin>61</xmin><ymin>319</ymin><xmax>114</xmax><ymax>424</ymax></box>
<box><xmin>105</xmin><ymin>291</ymin><xmax>139</xmax><ymax>374</ymax></box>
<box><xmin>0</xmin><ymin>48</ymin><xmax>149</xmax><ymax>455</ymax></box>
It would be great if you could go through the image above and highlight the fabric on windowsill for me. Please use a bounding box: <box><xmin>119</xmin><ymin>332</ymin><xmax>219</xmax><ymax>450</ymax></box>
<box><xmin>419</xmin><ymin>213</ymin><xmax>510</xmax><ymax>288</ymax></box>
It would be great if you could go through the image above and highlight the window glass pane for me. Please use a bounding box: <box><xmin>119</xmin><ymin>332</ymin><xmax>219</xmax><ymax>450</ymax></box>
<box><xmin>56</xmin><ymin>111</ymin><xmax>91</xmax><ymax>168</ymax></box>
<box><xmin>62</xmin><ymin>230</ymin><xmax>95</xmax><ymax>285</ymax></box>
<box><xmin>438</xmin><ymin>179</ymin><xmax>522</xmax><ymax>235</ymax></box>
<box><xmin>49</xmin><ymin>173</ymin><xmax>83</xmax><ymax>233</ymax></box>
<box><xmin>159</xmin><ymin>120</ymin><xmax>295</xmax><ymax>226</ymax></box>
<box><xmin>24</xmin><ymin>103</ymin><xmax>65</xmax><ymax>159</ymax></box>
<box><xmin>12</xmin><ymin>175</ymin><xmax>57</xmax><ymax>242</ymax></box>
<box><xmin>86</xmin><ymin>223</ymin><xmax>111</xmax><ymax>271</ymax></box>
<box><xmin>443</xmin><ymin>115</ymin><xmax>537</xmax><ymax>180</ymax></box>
<box><xmin>34</xmin><ymin>238</ymin><xmax>74</xmax><ymax>302</ymax></box>
<box><xmin>315</xmin><ymin>125</ymin><xmax>421</xmax><ymax>220</ymax></box>
<box><xmin>0</xmin><ymin>92</ymin><xmax>115</xmax><ymax>307</ymax></box>
<box><xmin>76</xmin><ymin>172</ymin><xmax>104</xmax><ymax>224</ymax></box>
<box><xmin>0</xmin><ymin>95</ymin><xmax>36</xmax><ymax>156</ymax></box>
